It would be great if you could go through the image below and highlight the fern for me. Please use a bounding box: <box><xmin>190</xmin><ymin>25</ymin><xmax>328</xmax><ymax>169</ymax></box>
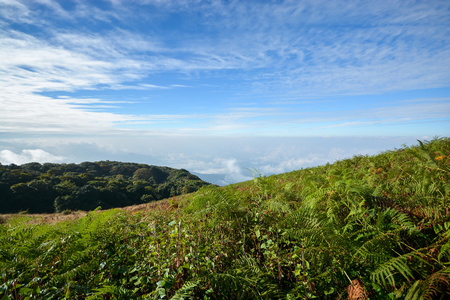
<box><xmin>438</xmin><ymin>239</ymin><xmax>450</xmax><ymax>263</ymax></box>
<box><xmin>371</xmin><ymin>253</ymin><xmax>414</xmax><ymax>288</ymax></box>
<box><xmin>88</xmin><ymin>285</ymin><xmax>136</xmax><ymax>299</ymax></box>
<box><xmin>405</xmin><ymin>267</ymin><xmax>450</xmax><ymax>300</ymax></box>
<box><xmin>170</xmin><ymin>281</ymin><xmax>199</xmax><ymax>300</ymax></box>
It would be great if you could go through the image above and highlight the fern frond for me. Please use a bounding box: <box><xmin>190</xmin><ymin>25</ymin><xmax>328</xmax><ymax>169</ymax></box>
<box><xmin>170</xmin><ymin>280</ymin><xmax>199</xmax><ymax>300</ymax></box>
<box><xmin>422</xmin><ymin>267</ymin><xmax>450</xmax><ymax>300</ymax></box>
<box><xmin>404</xmin><ymin>267</ymin><xmax>450</xmax><ymax>300</ymax></box>
<box><xmin>371</xmin><ymin>254</ymin><xmax>414</xmax><ymax>288</ymax></box>
<box><xmin>88</xmin><ymin>285</ymin><xmax>135</xmax><ymax>299</ymax></box>
<box><xmin>404</xmin><ymin>280</ymin><xmax>423</xmax><ymax>300</ymax></box>
<box><xmin>206</xmin><ymin>253</ymin><xmax>282</xmax><ymax>299</ymax></box>
<box><xmin>438</xmin><ymin>240</ymin><xmax>450</xmax><ymax>263</ymax></box>
<box><xmin>261</xmin><ymin>197</ymin><xmax>293</xmax><ymax>215</ymax></box>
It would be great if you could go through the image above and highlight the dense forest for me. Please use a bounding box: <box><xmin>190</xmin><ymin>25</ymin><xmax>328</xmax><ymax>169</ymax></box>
<box><xmin>0</xmin><ymin>138</ymin><xmax>449</xmax><ymax>299</ymax></box>
<box><xmin>0</xmin><ymin>161</ymin><xmax>211</xmax><ymax>213</ymax></box>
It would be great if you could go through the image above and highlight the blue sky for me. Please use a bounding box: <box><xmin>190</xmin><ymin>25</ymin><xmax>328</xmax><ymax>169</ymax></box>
<box><xmin>0</xmin><ymin>0</ymin><xmax>449</xmax><ymax>184</ymax></box>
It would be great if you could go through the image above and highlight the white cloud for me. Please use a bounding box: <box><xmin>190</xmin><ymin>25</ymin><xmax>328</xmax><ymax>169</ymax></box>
<box><xmin>190</xmin><ymin>158</ymin><xmax>253</xmax><ymax>185</ymax></box>
<box><xmin>259</xmin><ymin>156</ymin><xmax>320</xmax><ymax>175</ymax></box>
<box><xmin>3</xmin><ymin>0</ymin><xmax>448</xmax><ymax>99</ymax></box>
<box><xmin>0</xmin><ymin>0</ymin><xmax>31</xmax><ymax>25</ymax></box>
<box><xmin>0</xmin><ymin>149</ymin><xmax>65</xmax><ymax>165</ymax></box>
<box><xmin>0</xmin><ymin>135</ymin><xmax>422</xmax><ymax>184</ymax></box>
<box><xmin>0</xmin><ymin>29</ymin><xmax>139</xmax><ymax>92</ymax></box>
<box><xmin>0</xmin><ymin>28</ymin><xmax>150</xmax><ymax>133</ymax></box>
<box><xmin>34</xmin><ymin>0</ymin><xmax>68</xmax><ymax>18</ymax></box>
<box><xmin>0</xmin><ymin>0</ymin><xmax>448</xmax><ymax>138</ymax></box>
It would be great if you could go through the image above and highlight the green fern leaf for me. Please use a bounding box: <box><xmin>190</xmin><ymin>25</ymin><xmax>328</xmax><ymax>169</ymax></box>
<box><xmin>371</xmin><ymin>254</ymin><xmax>414</xmax><ymax>288</ymax></box>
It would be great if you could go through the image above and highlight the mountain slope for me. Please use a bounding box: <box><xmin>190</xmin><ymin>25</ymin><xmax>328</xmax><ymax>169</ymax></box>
<box><xmin>1</xmin><ymin>137</ymin><xmax>449</xmax><ymax>299</ymax></box>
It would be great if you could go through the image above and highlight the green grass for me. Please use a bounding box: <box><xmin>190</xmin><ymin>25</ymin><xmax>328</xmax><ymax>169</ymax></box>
<box><xmin>1</xmin><ymin>137</ymin><xmax>449</xmax><ymax>299</ymax></box>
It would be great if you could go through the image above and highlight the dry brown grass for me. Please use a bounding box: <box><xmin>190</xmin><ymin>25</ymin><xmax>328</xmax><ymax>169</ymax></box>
<box><xmin>0</xmin><ymin>194</ymin><xmax>188</xmax><ymax>225</ymax></box>
<box><xmin>0</xmin><ymin>210</ymin><xmax>89</xmax><ymax>225</ymax></box>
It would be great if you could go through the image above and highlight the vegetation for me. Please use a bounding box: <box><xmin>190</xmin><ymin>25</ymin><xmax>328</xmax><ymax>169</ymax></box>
<box><xmin>1</xmin><ymin>137</ymin><xmax>449</xmax><ymax>299</ymax></box>
<box><xmin>0</xmin><ymin>161</ymin><xmax>211</xmax><ymax>214</ymax></box>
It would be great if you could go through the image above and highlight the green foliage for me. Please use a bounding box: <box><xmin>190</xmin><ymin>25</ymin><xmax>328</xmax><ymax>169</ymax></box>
<box><xmin>1</xmin><ymin>137</ymin><xmax>449</xmax><ymax>299</ymax></box>
<box><xmin>0</xmin><ymin>161</ymin><xmax>211</xmax><ymax>213</ymax></box>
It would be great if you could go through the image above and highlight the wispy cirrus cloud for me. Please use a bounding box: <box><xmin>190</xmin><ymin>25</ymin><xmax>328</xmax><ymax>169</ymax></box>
<box><xmin>0</xmin><ymin>0</ymin><xmax>449</xmax><ymax>138</ymax></box>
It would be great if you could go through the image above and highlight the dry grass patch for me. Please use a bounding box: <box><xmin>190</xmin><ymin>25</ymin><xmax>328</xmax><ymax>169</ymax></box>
<box><xmin>0</xmin><ymin>194</ymin><xmax>188</xmax><ymax>225</ymax></box>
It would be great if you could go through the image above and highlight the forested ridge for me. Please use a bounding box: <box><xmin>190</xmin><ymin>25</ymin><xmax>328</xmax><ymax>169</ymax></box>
<box><xmin>0</xmin><ymin>161</ymin><xmax>211</xmax><ymax>213</ymax></box>
<box><xmin>0</xmin><ymin>138</ymin><xmax>449</xmax><ymax>299</ymax></box>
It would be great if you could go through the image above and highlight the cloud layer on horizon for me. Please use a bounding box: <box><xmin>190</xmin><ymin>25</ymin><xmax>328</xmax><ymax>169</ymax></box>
<box><xmin>0</xmin><ymin>135</ymin><xmax>424</xmax><ymax>185</ymax></box>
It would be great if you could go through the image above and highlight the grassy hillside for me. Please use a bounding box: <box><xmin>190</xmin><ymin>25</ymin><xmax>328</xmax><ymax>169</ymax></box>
<box><xmin>1</xmin><ymin>138</ymin><xmax>449</xmax><ymax>299</ymax></box>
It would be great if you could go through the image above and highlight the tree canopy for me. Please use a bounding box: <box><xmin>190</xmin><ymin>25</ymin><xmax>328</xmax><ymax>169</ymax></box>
<box><xmin>0</xmin><ymin>161</ymin><xmax>211</xmax><ymax>213</ymax></box>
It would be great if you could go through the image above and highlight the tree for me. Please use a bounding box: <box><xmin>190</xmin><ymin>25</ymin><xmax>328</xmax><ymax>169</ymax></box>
<box><xmin>1</xmin><ymin>161</ymin><xmax>210</xmax><ymax>213</ymax></box>
<box><xmin>54</xmin><ymin>185</ymin><xmax>101</xmax><ymax>212</ymax></box>
<box><xmin>26</xmin><ymin>179</ymin><xmax>56</xmax><ymax>213</ymax></box>
<box><xmin>132</xmin><ymin>168</ymin><xmax>152</xmax><ymax>181</ymax></box>
<box><xmin>10</xmin><ymin>182</ymin><xmax>32</xmax><ymax>212</ymax></box>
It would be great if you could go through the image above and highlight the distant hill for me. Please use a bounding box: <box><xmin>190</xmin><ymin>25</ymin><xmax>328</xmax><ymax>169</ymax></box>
<box><xmin>0</xmin><ymin>161</ymin><xmax>211</xmax><ymax>213</ymax></box>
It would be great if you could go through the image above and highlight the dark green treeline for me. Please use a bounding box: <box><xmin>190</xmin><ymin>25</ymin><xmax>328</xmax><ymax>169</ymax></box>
<box><xmin>0</xmin><ymin>161</ymin><xmax>211</xmax><ymax>213</ymax></box>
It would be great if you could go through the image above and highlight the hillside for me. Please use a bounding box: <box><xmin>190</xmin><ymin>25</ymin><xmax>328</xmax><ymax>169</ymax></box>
<box><xmin>0</xmin><ymin>161</ymin><xmax>211</xmax><ymax>214</ymax></box>
<box><xmin>1</xmin><ymin>137</ymin><xmax>449</xmax><ymax>299</ymax></box>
